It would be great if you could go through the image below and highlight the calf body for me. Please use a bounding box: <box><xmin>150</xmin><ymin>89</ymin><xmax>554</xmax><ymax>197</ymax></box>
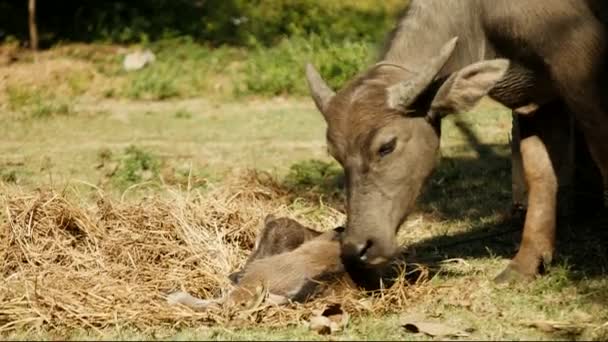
<box><xmin>168</xmin><ymin>217</ymin><xmax>345</xmax><ymax>310</ymax></box>
<box><xmin>228</xmin><ymin>215</ymin><xmax>328</xmax><ymax>284</ymax></box>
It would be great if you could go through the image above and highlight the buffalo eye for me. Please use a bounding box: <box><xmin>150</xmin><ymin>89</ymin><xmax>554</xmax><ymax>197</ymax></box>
<box><xmin>378</xmin><ymin>137</ymin><xmax>397</xmax><ymax>157</ymax></box>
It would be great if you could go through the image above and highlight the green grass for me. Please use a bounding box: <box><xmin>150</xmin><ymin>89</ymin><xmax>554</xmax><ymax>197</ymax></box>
<box><xmin>4</xmin><ymin>268</ymin><xmax>606</xmax><ymax>340</ymax></box>
<box><xmin>242</xmin><ymin>35</ymin><xmax>376</xmax><ymax>96</ymax></box>
<box><xmin>114</xmin><ymin>36</ymin><xmax>378</xmax><ymax>99</ymax></box>
<box><xmin>0</xmin><ymin>97</ymin><xmax>329</xmax><ymax>197</ymax></box>
<box><xmin>2</xmin><ymin>36</ymin><xmax>380</xmax><ymax>103</ymax></box>
<box><xmin>6</xmin><ymin>86</ymin><xmax>74</xmax><ymax>118</ymax></box>
<box><xmin>115</xmin><ymin>39</ymin><xmax>243</xmax><ymax>100</ymax></box>
<box><xmin>110</xmin><ymin>145</ymin><xmax>161</xmax><ymax>190</ymax></box>
<box><xmin>174</xmin><ymin>108</ymin><xmax>193</xmax><ymax>119</ymax></box>
<box><xmin>284</xmin><ymin>159</ymin><xmax>341</xmax><ymax>189</ymax></box>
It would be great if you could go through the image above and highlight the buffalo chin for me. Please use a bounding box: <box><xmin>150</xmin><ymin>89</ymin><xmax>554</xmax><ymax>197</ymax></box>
<box><xmin>340</xmin><ymin>249</ymin><xmax>395</xmax><ymax>291</ymax></box>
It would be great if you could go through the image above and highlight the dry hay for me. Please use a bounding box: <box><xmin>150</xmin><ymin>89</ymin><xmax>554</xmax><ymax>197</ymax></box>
<box><xmin>0</xmin><ymin>171</ymin><xmax>430</xmax><ymax>335</ymax></box>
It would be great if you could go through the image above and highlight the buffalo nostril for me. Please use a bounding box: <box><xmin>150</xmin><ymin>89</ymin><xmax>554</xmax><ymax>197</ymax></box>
<box><xmin>359</xmin><ymin>239</ymin><xmax>374</xmax><ymax>261</ymax></box>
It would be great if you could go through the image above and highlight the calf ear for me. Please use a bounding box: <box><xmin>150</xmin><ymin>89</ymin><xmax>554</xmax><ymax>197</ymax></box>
<box><xmin>429</xmin><ymin>59</ymin><xmax>509</xmax><ymax>118</ymax></box>
<box><xmin>228</xmin><ymin>271</ymin><xmax>244</xmax><ymax>285</ymax></box>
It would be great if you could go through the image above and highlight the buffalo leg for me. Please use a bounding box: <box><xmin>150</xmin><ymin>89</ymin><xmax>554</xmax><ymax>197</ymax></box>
<box><xmin>496</xmin><ymin>102</ymin><xmax>572</xmax><ymax>283</ymax></box>
<box><xmin>573</xmin><ymin>125</ymin><xmax>608</xmax><ymax>209</ymax></box>
<box><xmin>543</xmin><ymin>19</ymin><xmax>608</xmax><ymax>207</ymax></box>
<box><xmin>559</xmin><ymin>93</ymin><xmax>608</xmax><ymax>211</ymax></box>
<box><xmin>510</xmin><ymin>111</ymin><xmax>527</xmax><ymax>217</ymax></box>
<box><xmin>571</xmin><ymin>124</ymin><xmax>605</xmax><ymax>216</ymax></box>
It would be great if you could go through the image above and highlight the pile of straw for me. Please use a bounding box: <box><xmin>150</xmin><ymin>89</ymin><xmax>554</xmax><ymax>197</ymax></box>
<box><xmin>0</xmin><ymin>171</ymin><xmax>428</xmax><ymax>334</ymax></box>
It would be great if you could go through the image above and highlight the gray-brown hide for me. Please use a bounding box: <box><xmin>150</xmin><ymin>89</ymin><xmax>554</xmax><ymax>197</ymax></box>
<box><xmin>306</xmin><ymin>0</ymin><xmax>608</xmax><ymax>283</ymax></box>
<box><xmin>168</xmin><ymin>217</ymin><xmax>346</xmax><ymax>311</ymax></box>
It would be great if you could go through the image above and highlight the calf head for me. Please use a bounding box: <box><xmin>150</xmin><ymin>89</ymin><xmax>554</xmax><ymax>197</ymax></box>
<box><xmin>306</xmin><ymin>37</ymin><xmax>509</xmax><ymax>271</ymax></box>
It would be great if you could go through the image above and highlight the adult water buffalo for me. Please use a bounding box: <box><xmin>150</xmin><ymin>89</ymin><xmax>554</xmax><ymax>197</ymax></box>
<box><xmin>305</xmin><ymin>0</ymin><xmax>608</xmax><ymax>282</ymax></box>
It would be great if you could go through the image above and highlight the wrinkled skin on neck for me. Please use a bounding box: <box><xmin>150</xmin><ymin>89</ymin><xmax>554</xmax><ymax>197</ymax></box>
<box><xmin>322</xmin><ymin>70</ymin><xmax>442</xmax><ymax>269</ymax></box>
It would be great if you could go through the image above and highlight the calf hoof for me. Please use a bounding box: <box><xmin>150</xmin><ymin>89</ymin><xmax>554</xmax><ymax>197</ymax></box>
<box><xmin>493</xmin><ymin>263</ymin><xmax>536</xmax><ymax>284</ymax></box>
<box><xmin>167</xmin><ymin>291</ymin><xmax>218</xmax><ymax>311</ymax></box>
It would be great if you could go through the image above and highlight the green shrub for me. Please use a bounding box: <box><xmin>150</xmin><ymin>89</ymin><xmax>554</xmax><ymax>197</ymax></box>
<box><xmin>123</xmin><ymin>68</ymin><xmax>181</xmax><ymax>100</ymax></box>
<box><xmin>242</xmin><ymin>35</ymin><xmax>374</xmax><ymax>96</ymax></box>
<box><xmin>119</xmin><ymin>37</ymin><xmax>242</xmax><ymax>99</ymax></box>
<box><xmin>1</xmin><ymin>1</ymin><xmax>407</xmax><ymax>99</ymax></box>
<box><xmin>118</xmin><ymin>34</ymin><xmax>375</xmax><ymax>98</ymax></box>
<box><xmin>215</xmin><ymin>0</ymin><xmax>405</xmax><ymax>47</ymax></box>
<box><xmin>112</xmin><ymin>146</ymin><xmax>160</xmax><ymax>189</ymax></box>
<box><xmin>0</xmin><ymin>169</ymin><xmax>18</xmax><ymax>183</ymax></box>
<box><xmin>6</xmin><ymin>87</ymin><xmax>73</xmax><ymax>118</ymax></box>
<box><xmin>174</xmin><ymin>108</ymin><xmax>193</xmax><ymax>119</ymax></box>
<box><xmin>283</xmin><ymin>159</ymin><xmax>344</xmax><ymax>196</ymax></box>
<box><xmin>0</xmin><ymin>166</ymin><xmax>30</xmax><ymax>185</ymax></box>
<box><xmin>0</xmin><ymin>0</ymin><xmax>405</xmax><ymax>47</ymax></box>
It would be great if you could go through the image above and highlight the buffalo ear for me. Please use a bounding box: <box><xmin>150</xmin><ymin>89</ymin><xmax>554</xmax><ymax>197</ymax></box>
<box><xmin>429</xmin><ymin>59</ymin><xmax>510</xmax><ymax>118</ymax></box>
<box><xmin>387</xmin><ymin>37</ymin><xmax>459</xmax><ymax>112</ymax></box>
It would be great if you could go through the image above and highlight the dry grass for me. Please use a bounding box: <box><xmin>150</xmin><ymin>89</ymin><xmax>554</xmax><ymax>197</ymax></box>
<box><xmin>0</xmin><ymin>56</ymin><xmax>117</xmax><ymax>112</ymax></box>
<box><xmin>0</xmin><ymin>171</ymin><xmax>431</xmax><ymax>336</ymax></box>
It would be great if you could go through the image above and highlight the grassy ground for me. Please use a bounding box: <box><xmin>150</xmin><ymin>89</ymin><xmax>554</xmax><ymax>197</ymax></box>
<box><xmin>1</xmin><ymin>46</ymin><xmax>607</xmax><ymax>340</ymax></box>
<box><xmin>0</xmin><ymin>97</ymin><xmax>329</xmax><ymax>194</ymax></box>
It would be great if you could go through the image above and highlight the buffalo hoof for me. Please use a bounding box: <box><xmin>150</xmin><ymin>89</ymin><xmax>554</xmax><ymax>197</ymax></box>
<box><xmin>493</xmin><ymin>263</ymin><xmax>536</xmax><ymax>284</ymax></box>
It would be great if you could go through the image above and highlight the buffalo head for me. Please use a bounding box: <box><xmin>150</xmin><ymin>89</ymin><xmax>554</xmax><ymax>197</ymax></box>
<box><xmin>306</xmin><ymin>37</ymin><xmax>509</xmax><ymax>270</ymax></box>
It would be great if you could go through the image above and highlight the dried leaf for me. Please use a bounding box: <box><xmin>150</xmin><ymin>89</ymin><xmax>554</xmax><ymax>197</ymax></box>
<box><xmin>401</xmin><ymin>314</ymin><xmax>471</xmax><ymax>337</ymax></box>
<box><xmin>308</xmin><ymin>303</ymin><xmax>349</xmax><ymax>335</ymax></box>
<box><xmin>309</xmin><ymin>316</ymin><xmax>333</xmax><ymax>335</ymax></box>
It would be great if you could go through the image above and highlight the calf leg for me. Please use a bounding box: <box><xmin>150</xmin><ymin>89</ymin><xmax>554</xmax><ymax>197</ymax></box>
<box><xmin>167</xmin><ymin>291</ymin><xmax>220</xmax><ymax>311</ymax></box>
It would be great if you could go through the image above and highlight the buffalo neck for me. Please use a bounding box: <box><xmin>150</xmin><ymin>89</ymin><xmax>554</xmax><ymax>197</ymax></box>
<box><xmin>379</xmin><ymin>0</ymin><xmax>489</xmax><ymax>78</ymax></box>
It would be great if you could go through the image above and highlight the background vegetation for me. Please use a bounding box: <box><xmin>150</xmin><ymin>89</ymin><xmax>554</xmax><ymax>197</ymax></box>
<box><xmin>1</xmin><ymin>0</ymin><xmax>403</xmax><ymax>45</ymax></box>
<box><xmin>1</xmin><ymin>0</ymin><xmax>406</xmax><ymax>97</ymax></box>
